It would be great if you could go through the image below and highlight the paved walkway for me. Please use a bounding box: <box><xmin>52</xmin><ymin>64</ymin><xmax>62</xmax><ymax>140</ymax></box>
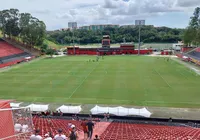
<box><xmin>78</xmin><ymin>121</ymin><xmax>111</xmax><ymax>140</ymax></box>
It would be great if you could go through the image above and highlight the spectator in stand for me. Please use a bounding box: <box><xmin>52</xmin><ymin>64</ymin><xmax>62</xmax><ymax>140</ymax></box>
<box><xmin>89</xmin><ymin>113</ymin><xmax>92</xmax><ymax>119</ymax></box>
<box><xmin>58</xmin><ymin>109</ymin><xmax>63</xmax><ymax>116</ymax></box>
<box><xmin>44</xmin><ymin>133</ymin><xmax>53</xmax><ymax>140</ymax></box>
<box><xmin>74</xmin><ymin>114</ymin><xmax>79</xmax><ymax>121</ymax></box>
<box><xmin>104</xmin><ymin>113</ymin><xmax>107</xmax><ymax>121</ymax></box>
<box><xmin>68</xmin><ymin>122</ymin><xmax>74</xmax><ymax>132</ymax></box>
<box><xmin>49</xmin><ymin>131</ymin><xmax>53</xmax><ymax>138</ymax></box>
<box><xmin>54</xmin><ymin>129</ymin><xmax>67</xmax><ymax>140</ymax></box>
<box><xmin>81</xmin><ymin>119</ymin><xmax>88</xmax><ymax>140</ymax></box>
<box><xmin>30</xmin><ymin>129</ymin><xmax>42</xmax><ymax>140</ymax></box>
<box><xmin>56</xmin><ymin>111</ymin><xmax>59</xmax><ymax>116</ymax></box>
<box><xmin>69</xmin><ymin>126</ymin><xmax>78</xmax><ymax>140</ymax></box>
<box><xmin>14</xmin><ymin>122</ymin><xmax>22</xmax><ymax>133</ymax></box>
<box><xmin>22</xmin><ymin>123</ymin><xmax>29</xmax><ymax>133</ymax></box>
<box><xmin>94</xmin><ymin>135</ymin><xmax>100</xmax><ymax>140</ymax></box>
<box><xmin>48</xmin><ymin>119</ymin><xmax>52</xmax><ymax>127</ymax></box>
<box><xmin>87</xmin><ymin>119</ymin><xmax>94</xmax><ymax>140</ymax></box>
<box><xmin>107</xmin><ymin>112</ymin><xmax>110</xmax><ymax>121</ymax></box>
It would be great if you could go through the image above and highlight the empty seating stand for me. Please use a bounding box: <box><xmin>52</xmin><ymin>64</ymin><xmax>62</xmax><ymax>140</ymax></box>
<box><xmin>0</xmin><ymin>41</ymin><xmax>23</xmax><ymax>57</ymax></box>
<box><xmin>100</xmin><ymin>121</ymin><xmax>200</xmax><ymax>140</ymax></box>
<box><xmin>0</xmin><ymin>40</ymin><xmax>33</xmax><ymax>68</ymax></box>
<box><xmin>187</xmin><ymin>47</ymin><xmax>200</xmax><ymax>61</ymax></box>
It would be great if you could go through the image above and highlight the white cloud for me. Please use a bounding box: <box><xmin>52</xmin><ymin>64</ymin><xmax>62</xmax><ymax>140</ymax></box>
<box><xmin>177</xmin><ymin>0</ymin><xmax>200</xmax><ymax>7</ymax></box>
<box><xmin>0</xmin><ymin>0</ymin><xmax>199</xmax><ymax>30</ymax></box>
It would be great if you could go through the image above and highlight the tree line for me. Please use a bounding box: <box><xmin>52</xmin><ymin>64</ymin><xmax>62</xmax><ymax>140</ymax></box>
<box><xmin>0</xmin><ymin>9</ymin><xmax>46</xmax><ymax>48</ymax></box>
<box><xmin>47</xmin><ymin>25</ymin><xmax>184</xmax><ymax>45</ymax></box>
<box><xmin>183</xmin><ymin>7</ymin><xmax>200</xmax><ymax>46</ymax></box>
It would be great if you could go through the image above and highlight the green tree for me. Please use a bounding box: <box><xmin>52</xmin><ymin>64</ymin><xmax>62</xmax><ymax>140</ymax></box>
<box><xmin>0</xmin><ymin>9</ymin><xmax>20</xmax><ymax>38</ymax></box>
<box><xmin>40</xmin><ymin>43</ymin><xmax>48</xmax><ymax>53</ymax></box>
<box><xmin>183</xmin><ymin>27</ymin><xmax>196</xmax><ymax>46</ymax></box>
<box><xmin>19</xmin><ymin>15</ymin><xmax>46</xmax><ymax>47</ymax></box>
<box><xmin>184</xmin><ymin>7</ymin><xmax>200</xmax><ymax>46</ymax></box>
<box><xmin>47</xmin><ymin>25</ymin><xmax>184</xmax><ymax>45</ymax></box>
<box><xmin>46</xmin><ymin>48</ymin><xmax>56</xmax><ymax>57</ymax></box>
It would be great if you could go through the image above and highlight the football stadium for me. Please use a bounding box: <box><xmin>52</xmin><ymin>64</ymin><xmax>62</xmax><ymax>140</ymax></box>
<box><xmin>1</xmin><ymin>3</ymin><xmax>200</xmax><ymax>140</ymax></box>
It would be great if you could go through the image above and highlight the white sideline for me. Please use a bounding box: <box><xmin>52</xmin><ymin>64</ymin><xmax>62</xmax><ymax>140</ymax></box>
<box><xmin>68</xmin><ymin>62</ymin><xmax>99</xmax><ymax>99</ymax></box>
<box><xmin>2</xmin><ymin>95</ymin><xmax>200</xmax><ymax>105</ymax></box>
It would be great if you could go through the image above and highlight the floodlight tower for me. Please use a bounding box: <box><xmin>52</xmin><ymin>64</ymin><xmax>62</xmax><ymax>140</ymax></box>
<box><xmin>73</xmin><ymin>30</ymin><xmax>75</xmax><ymax>55</ymax></box>
<box><xmin>136</xmin><ymin>20</ymin><xmax>145</xmax><ymax>55</ymax></box>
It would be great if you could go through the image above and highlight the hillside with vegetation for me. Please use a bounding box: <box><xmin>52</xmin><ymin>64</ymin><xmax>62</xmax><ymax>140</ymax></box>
<box><xmin>0</xmin><ymin>8</ymin><xmax>58</xmax><ymax>55</ymax></box>
<box><xmin>47</xmin><ymin>26</ymin><xmax>185</xmax><ymax>45</ymax></box>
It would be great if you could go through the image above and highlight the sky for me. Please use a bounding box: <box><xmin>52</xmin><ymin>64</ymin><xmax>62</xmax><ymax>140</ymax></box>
<box><xmin>0</xmin><ymin>0</ymin><xmax>200</xmax><ymax>30</ymax></box>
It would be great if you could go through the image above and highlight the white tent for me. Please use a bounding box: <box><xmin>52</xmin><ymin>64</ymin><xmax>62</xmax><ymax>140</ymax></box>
<box><xmin>10</xmin><ymin>102</ymin><xmax>22</xmax><ymax>108</ymax></box>
<box><xmin>56</xmin><ymin>105</ymin><xmax>82</xmax><ymax>114</ymax></box>
<box><xmin>90</xmin><ymin>105</ymin><xmax>152</xmax><ymax>117</ymax></box>
<box><xmin>26</xmin><ymin>104</ymin><xmax>49</xmax><ymax>112</ymax></box>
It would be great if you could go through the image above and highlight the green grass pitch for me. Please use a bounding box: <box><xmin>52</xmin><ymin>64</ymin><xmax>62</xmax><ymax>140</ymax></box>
<box><xmin>0</xmin><ymin>56</ymin><xmax>200</xmax><ymax>108</ymax></box>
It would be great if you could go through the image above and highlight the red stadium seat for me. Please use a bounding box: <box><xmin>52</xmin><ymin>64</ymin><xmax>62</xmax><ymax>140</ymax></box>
<box><xmin>0</xmin><ymin>41</ymin><xmax>23</xmax><ymax>57</ymax></box>
<box><xmin>32</xmin><ymin>117</ymin><xmax>82</xmax><ymax>137</ymax></box>
<box><xmin>100</xmin><ymin>122</ymin><xmax>200</xmax><ymax>140</ymax></box>
<box><xmin>32</xmin><ymin>117</ymin><xmax>200</xmax><ymax>140</ymax></box>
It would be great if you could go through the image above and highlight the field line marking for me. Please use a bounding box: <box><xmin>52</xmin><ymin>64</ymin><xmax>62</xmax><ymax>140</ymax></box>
<box><xmin>154</xmin><ymin>68</ymin><xmax>171</xmax><ymax>88</ymax></box>
<box><xmin>68</xmin><ymin>63</ymin><xmax>99</xmax><ymax>99</ymax></box>
<box><xmin>32</xmin><ymin>98</ymin><xmax>37</xmax><ymax>103</ymax></box>
<box><xmin>2</xmin><ymin>95</ymin><xmax>200</xmax><ymax>105</ymax></box>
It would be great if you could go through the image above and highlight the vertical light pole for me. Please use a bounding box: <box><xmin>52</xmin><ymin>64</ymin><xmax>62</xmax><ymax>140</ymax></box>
<box><xmin>136</xmin><ymin>20</ymin><xmax>144</xmax><ymax>55</ymax></box>
<box><xmin>123</xmin><ymin>37</ymin><xmax>126</xmax><ymax>43</ymax></box>
<box><xmin>138</xmin><ymin>24</ymin><xmax>141</xmax><ymax>55</ymax></box>
<box><xmin>73</xmin><ymin>28</ymin><xmax>75</xmax><ymax>55</ymax></box>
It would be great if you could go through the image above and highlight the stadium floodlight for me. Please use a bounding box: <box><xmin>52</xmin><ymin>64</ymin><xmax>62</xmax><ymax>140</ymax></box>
<box><xmin>73</xmin><ymin>29</ymin><xmax>75</xmax><ymax>55</ymax></box>
<box><xmin>136</xmin><ymin>20</ymin><xmax>145</xmax><ymax>55</ymax></box>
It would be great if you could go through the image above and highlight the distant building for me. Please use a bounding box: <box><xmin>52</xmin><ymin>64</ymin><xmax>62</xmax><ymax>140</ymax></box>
<box><xmin>80</xmin><ymin>26</ymin><xmax>90</xmax><ymax>30</ymax></box>
<box><xmin>173</xmin><ymin>41</ymin><xmax>184</xmax><ymax>51</ymax></box>
<box><xmin>79</xmin><ymin>24</ymin><xmax>119</xmax><ymax>31</ymax></box>
<box><xmin>121</xmin><ymin>25</ymin><xmax>135</xmax><ymax>28</ymax></box>
<box><xmin>135</xmin><ymin>20</ymin><xmax>145</xmax><ymax>26</ymax></box>
<box><xmin>68</xmin><ymin>22</ymin><xmax>77</xmax><ymax>29</ymax></box>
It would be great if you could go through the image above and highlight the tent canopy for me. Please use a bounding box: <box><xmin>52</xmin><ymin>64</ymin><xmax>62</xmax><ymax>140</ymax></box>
<box><xmin>10</xmin><ymin>102</ymin><xmax>22</xmax><ymax>108</ymax></box>
<box><xmin>90</xmin><ymin>105</ymin><xmax>152</xmax><ymax>118</ymax></box>
<box><xmin>26</xmin><ymin>104</ymin><xmax>49</xmax><ymax>112</ymax></box>
<box><xmin>56</xmin><ymin>105</ymin><xmax>82</xmax><ymax>114</ymax></box>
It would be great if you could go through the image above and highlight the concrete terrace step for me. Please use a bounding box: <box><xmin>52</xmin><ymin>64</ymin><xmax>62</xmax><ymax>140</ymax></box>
<box><xmin>77</xmin><ymin>121</ymin><xmax>111</xmax><ymax>140</ymax></box>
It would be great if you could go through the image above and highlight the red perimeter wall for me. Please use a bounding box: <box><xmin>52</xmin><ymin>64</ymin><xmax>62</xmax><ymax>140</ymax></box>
<box><xmin>67</xmin><ymin>47</ymin><xmax>153</xmax><ymax>55</ymax></box>
<box><xmin>0</xmin><ymin>100</ymin><xmax>15</xmax><ymax>140</ymax></box>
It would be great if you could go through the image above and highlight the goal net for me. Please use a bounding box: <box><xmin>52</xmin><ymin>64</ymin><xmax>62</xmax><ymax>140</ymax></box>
<box><xmin>0</xmin><ymin>107</ymin><xmax>33</xmax><ymax>140</ymax></box>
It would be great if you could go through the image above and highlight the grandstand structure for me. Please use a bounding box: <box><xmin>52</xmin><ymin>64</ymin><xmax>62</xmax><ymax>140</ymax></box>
<box><xmin>176</xmin><ymin>47</ymin><xmax>200</xmax><ymax>66</ymax></box>
<box><xmin>31</xmin><ymin>116</ymin><xmax>200</xmax><ymax>140</ymax></box>
<box><xmin>8</xmin><ymin>114</ymin><xmax>200</xmax><ymax>140</ymax></box>
<box><xmin>0</xmin><ymin>38</ymin><xmax>35</xmax><ymax>68</ymax></box>
<box><xmin>1</xmin><ymin>100</ymin><xmax>200</xmax><ymax>140</ymax></box>
<box><xmin>67</xmin><ymin>35</ymin><xmax>153</xmax><ymax>55</ymax></box>
<box><xmin>67</xmin><ymin>44</ymin><xmax>153</xmax><ymax>55</ymax></box>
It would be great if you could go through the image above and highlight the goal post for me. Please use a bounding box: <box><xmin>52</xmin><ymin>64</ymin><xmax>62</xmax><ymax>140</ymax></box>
<box><xmin>0</xmin><ymin>107</ymin><xmax>33</xmax><ymax>140</ymax></box>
